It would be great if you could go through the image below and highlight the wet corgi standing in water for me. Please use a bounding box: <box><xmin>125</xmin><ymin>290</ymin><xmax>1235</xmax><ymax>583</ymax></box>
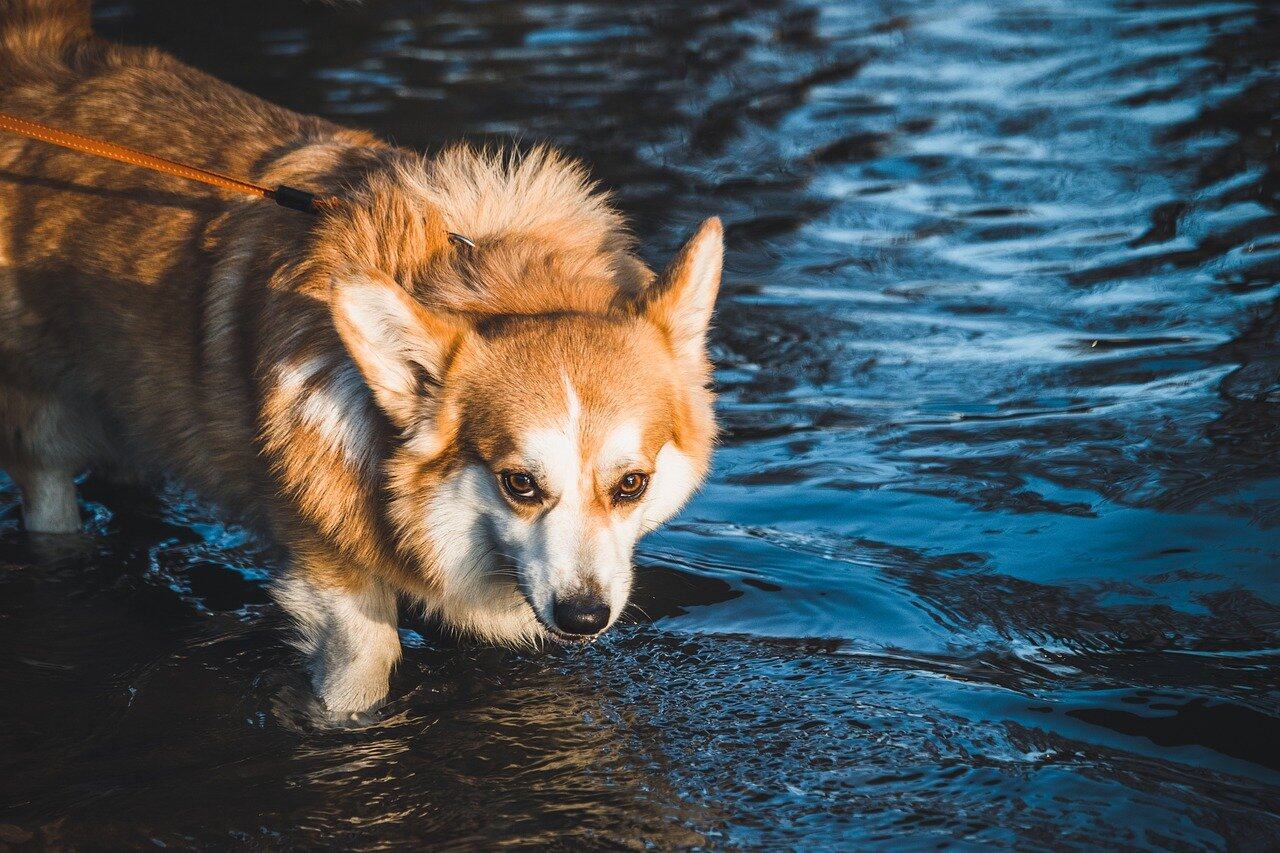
<box><xmin>0</xmin><ymin>0</ymin><xmax>720</xmax><ymax>721</ymax></box>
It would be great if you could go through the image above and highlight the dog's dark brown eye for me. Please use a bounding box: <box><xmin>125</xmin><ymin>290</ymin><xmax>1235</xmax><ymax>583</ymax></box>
<box><xmin>501</xmin><ymin>471</ymin><xmax>541</xmax><ymax>502</ymax></box>
<box><xmin>614</xmin><ymin>472</ymin><xmax>649</xmax><ymax>502</ymax></box>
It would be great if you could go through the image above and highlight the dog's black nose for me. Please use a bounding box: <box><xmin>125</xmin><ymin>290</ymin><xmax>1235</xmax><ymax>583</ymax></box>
<box><xmin>552</xmin><ymin>594</ymin><xmax>610</xmax><ymax>636</ymax></box>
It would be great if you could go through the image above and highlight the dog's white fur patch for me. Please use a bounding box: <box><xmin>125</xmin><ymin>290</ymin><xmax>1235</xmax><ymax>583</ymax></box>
<box><xmin>272</xmin><ymin>356</ymin><xmax>377</xmax><ymax>473</ymax></box>
<box><xmin>598</xmin><ymin>421</ymin><xmax>643</xmax><ymax>470</ymax></box>
<box><xmin>300</xmin><ymin>361</ymin><xmax>377</xmax><ymax>470</ymax></box>
<box><xmin>420</xmin><ymin>464</ymin><xmax>543</xmax><ymax>645</ymax></box>
<box><xmin>642</xmin><ymin>442</ymin><xmax>699</xmax><ymax>533</ymax></box>
<box><xmin>332</xmin><ymin>279</ymin><xmax>421</xmax><ymax>397</ymax></box>
<box><xmin>274</xmin><ymin>353</ymin><xmax>333</xmax><ymax>395</ymax></box>
<box><xmin>523</xmin><ymin>425</ymin><xmax>578</xmax><ymax>498</ymax></box>
<box><xmin>561</xmin><ymin>371</ymin><xmax>582</xmax><ymax>426</ymax></box>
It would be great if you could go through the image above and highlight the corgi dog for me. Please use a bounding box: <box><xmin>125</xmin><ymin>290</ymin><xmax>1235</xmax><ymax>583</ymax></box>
<box><xmin>0</xmin><ymin>0</ymin><xmax>719</xmax><ymax>720</ymax></box>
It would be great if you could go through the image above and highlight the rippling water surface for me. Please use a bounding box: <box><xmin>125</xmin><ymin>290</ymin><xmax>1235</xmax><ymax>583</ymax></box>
<box><xmin>2</xmin><ymin>0</ymin><xmax>1279</xmax><ymax>847</ymax></box>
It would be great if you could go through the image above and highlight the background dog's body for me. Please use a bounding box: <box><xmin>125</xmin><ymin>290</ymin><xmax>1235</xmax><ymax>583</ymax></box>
<box><xmin>0</xmin><ymin>0</ymin><xmax>720</xmax><ymax>719</ymax></box>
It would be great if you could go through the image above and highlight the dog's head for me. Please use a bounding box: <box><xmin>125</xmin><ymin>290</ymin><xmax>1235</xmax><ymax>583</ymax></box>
<box><xmin>329</xmin><ymin>218</ymin><xmax>721</xmax><ymax>644</ymax></box>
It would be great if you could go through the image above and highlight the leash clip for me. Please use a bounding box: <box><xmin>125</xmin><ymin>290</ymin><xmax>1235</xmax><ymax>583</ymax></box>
<box><xmin>271</xmin><ymin>184</ymin><xmax>326</xmax><ymax>214</ymax></box>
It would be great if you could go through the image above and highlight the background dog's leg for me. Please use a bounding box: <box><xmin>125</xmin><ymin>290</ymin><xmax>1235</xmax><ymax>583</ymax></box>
<box><xmin>273</xmin><ymin>571</ymin><xmax>402</xmax><ymax>724</ymax></box>
<box><xmin>12</xmin><ymin>466</ymin><xmax>81</xmax><ymax>534</ymax></box>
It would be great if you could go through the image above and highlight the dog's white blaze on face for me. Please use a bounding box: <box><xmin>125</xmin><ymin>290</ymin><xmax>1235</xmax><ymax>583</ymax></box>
<box><xmin>504</xmin><ymin>419</ymin><xmax>585</xmax><ymax>622</ymax></box>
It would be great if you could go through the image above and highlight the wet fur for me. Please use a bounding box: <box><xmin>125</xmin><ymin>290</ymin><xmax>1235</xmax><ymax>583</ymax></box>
<box><xmin>0</xmin><ymin>1</ymin><xmax>720</xmax><ymax>719</ymax></box>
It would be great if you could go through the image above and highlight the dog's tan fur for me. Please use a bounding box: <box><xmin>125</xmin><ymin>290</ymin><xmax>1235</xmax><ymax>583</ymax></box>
<box><xmin>0</xmin><ymin>1</ymin><xmax>720</xmax><ymax>719</ymax></box>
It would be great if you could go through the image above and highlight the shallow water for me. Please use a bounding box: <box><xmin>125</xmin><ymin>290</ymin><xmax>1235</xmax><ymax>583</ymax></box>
<box><xmin>2</xmin><ymin>0</ymin><xmax>1279</xmax><ymax>847</ymax></box>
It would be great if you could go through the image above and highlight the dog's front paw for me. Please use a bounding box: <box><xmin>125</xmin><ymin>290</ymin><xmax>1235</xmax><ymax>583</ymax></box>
<box><xmin>314</xmin><ymin>673</ymin><xmax>391</xmax><ymax>726</ymax></box>
<box><xmin>325</xmin><ymin>706</ymin><xmax>383</xmax><ymax>729</ymax></box>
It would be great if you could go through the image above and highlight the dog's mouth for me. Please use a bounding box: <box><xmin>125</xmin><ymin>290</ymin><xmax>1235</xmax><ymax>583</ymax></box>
<box><xmin>540</xmin><ymin>619</ymin><xmax>596</xmax><ymax>646</ymax></box>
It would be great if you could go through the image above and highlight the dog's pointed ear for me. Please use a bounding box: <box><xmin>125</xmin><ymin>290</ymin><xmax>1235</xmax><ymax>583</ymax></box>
<box><xmin>642</xmin><ymin>217</ymin><xmax>723</xmax><ymax>365</ymax></box>
<box><xmin>330</xmin><ymin>269</ymin><xmax>469</xmax><ymax>430</ymax></box>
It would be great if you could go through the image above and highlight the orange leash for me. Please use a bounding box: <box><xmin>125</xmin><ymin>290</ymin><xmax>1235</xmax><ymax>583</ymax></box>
<box><xmin>0</xmin><ymin>110</ymin><xmax>339</xmax><ymax>214</ymax></box>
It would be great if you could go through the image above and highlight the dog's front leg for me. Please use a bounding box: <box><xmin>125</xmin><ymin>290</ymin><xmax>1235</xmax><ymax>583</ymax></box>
<box><xmin>272</xmin><ymin>571</ymin><xmax>402</xmax><ymax>724</ymax></box>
